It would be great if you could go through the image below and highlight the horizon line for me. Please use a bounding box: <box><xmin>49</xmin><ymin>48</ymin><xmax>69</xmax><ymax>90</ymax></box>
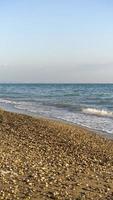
<box><xmin>0</xmin><ymin>82</ymin><xmax>113</xmax><ymax>84</ymax></box>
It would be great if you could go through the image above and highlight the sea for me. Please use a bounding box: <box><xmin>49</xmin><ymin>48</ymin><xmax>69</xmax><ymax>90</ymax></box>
<box><xmin>0</xmin><ymin>83</ymin><xmax>113</xmax><ymax>137</ymax></box>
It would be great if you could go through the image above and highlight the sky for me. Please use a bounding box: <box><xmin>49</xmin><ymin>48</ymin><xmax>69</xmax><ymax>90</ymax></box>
<box><xmin>0</xmin><ymin>0</ymin><xmax>113</xmax><ymax>83</ymax></box>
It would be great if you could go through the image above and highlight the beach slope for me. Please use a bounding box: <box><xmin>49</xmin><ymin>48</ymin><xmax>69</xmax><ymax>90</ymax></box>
<box><xmin>0</xmin><ymin>109</ymin><xmax>113</xmax><ymax>199</ymax></box>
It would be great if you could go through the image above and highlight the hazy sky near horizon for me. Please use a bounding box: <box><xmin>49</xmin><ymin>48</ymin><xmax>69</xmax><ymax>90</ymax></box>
<box><xmin>0</xmin><ymin>0</ymin><xmax>113</xmax><ymax>83</ymax></box>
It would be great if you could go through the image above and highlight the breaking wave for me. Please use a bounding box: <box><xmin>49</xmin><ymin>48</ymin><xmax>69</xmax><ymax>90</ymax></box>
<box><xmin>0</xmin><ymin>99</ymin><xmax>17</xmax><ymax>104</ymax></box>
<box><xmin>82</xmin><ymin>108</ymin><xmax>113</xmax><ymax>118</ymax></box>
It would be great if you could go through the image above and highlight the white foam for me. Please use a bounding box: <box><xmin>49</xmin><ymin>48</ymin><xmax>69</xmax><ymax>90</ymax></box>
<box><xmin>0</xmin><ymin>99</ymin><xmax>16</xmax><ymax>104</ymax></box>
<box><xmin>83</xmin><ymin>108</ymin><xmax>113</xmax><ymax>117</ymax></box>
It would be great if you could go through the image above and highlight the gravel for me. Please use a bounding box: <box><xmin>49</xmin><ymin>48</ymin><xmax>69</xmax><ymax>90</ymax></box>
<box><xmin>0</xmin><ymin>109</ymin><xmax>113</xmax><ymax>199</ymax></box>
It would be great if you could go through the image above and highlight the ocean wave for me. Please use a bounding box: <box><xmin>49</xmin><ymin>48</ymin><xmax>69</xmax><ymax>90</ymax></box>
<box><xmin>14</xmin><ymin>104</ymin><xmax>37</xmax><ymax>113</ymax></box>
<box><xmin>64</xmin><ymin>93</ymin><xmax>79</xmax><ymax>97</ymax></box>
<box><xmin>0</xmin><ymin>99</ymin><xmax>31</xmax><ymax>106</ymax></box>
<box><xmin>82</xmin><ymin>108</ymin><xmax>113</xmax><ymax>118</ymax></box>
<box><xmin>0</xmin><ymin>99</ymin><xmax>17</xmax><ymax>104</ymax></box>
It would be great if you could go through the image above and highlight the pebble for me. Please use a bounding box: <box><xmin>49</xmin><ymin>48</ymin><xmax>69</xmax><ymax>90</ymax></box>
<box><xmin>0</xmin><ymin>109</ymin><xmax>113</xmax><ymax>199</ymax></box>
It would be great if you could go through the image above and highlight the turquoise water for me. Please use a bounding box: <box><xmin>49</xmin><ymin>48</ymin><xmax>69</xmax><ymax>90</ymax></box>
<box><xmin>0</xmin><ymin>83</ymin><xmax>113</xmax><ymax>135</ymax></box>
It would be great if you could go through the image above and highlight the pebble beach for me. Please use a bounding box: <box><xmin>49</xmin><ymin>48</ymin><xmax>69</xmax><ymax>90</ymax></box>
<box><xmin>0</xmin><ymin>109</ymin><xmax>113</xmax><ymax>200</ymax></box>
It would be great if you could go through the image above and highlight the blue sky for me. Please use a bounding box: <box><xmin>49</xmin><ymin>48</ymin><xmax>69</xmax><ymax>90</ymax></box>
<box><xmin>0</xmin><ymin>0</ymin><xmax>113</xmax><ymax>83</ymax></box>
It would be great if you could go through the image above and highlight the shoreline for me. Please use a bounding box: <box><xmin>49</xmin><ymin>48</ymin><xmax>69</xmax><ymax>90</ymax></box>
<box><xmin>0</xmin><ymin>109</ymin><xmax>113</xmax><ymax>199</ymax></box>
<box><xmin>1</xmin><ymin>106</ymin><xmax>113</xmax><ymax>140</ymax></box>
<box><xmin>40</xmin><ymin>115</ymin><xmax>113</xmax><ymax>140</ymax></box>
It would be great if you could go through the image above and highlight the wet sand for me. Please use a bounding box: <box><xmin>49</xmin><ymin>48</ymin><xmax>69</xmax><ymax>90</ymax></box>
<box><xmin>0</xmin><ymin>109</ymin><xmax>113</xmax><ymax>199</ymax></box>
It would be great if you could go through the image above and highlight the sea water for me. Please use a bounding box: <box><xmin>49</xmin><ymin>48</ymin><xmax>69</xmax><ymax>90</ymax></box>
<box><xmin>0</xmin><ymin>83</ymin><xmax>113</xmax><ymax>136</ymax></box>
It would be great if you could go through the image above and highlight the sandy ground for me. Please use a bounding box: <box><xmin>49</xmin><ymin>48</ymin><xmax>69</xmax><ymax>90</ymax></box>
<box><xmin>0</xmin><ymin>109</ymin><xmax>113</xmax><ymax>200</ymax></box>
